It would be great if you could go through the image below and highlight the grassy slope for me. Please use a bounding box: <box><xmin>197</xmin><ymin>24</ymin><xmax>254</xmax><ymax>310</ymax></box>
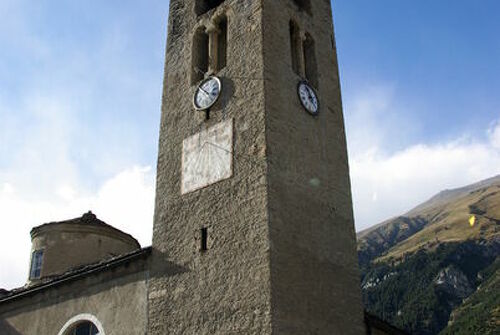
<box><xmin>358</xmin><ymin>175</ymin><xmax>500</xmax><ymax>264</ymax></box>
<box><xmin>358</xmin><ymin>176</ymin><xmax>500</xmax><ymax>334</ymax></box>
<box><xmin>379</xmin><ymin>185</ymin><xmax>500</xmax><ymax>262</ymax></box>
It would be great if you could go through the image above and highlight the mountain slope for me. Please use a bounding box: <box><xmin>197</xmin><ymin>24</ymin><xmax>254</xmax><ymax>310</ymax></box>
<box><xmin>358</xmin><ymin>176</ymin><xmax>500</xmax><ymax>334</ymax></box>
<box><xmin>358</xmin><ymin>175</ymin><xmax>500</xmax><ymax>267</ymax></box>
<box><xmin>441</xmin><ymin>258</ymin><xmax>500</xmax><ymax>335</ymax></box>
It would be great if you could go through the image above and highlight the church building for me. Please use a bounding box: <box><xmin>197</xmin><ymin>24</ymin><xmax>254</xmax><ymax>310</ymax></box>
<box><xmin>0</xmin><ymin>1</ymin><xmax>405</xmax><ymax>334</ymax></box>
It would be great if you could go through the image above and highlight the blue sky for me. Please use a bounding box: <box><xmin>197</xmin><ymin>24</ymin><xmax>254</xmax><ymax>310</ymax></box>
<box><xmin>1</xmin><ymin>1</ymin><xmax>499</xmax><ymax>289</ymax></box>
<box><xmin>336</xmin><ymin>0</ymin><xmax>500</xmax><ymax>147</ymax></box>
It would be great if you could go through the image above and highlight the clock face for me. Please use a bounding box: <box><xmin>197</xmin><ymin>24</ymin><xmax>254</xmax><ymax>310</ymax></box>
<box><xmin>181</xmin><ymin>119</ymin><xmax>233</xmax><ymax>194</ymax></box>
<box><xmin>298</xmin><ymin>82</ymin><xmax>319</xmax><ymax>115</ymax></box>
<box><xmin>193</xmin><ymin>76</ymin><xmax>222</xmax><ymax>111</ymax></box>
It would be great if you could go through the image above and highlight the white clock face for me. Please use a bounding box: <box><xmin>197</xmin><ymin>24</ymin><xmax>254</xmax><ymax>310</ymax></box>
<box><xmin>193</xmin><ymin>76</ymin><xmax>222</xmax><ymax>111</ymax></box>
<box><xmin>181</xmin><ymin>119</ymin><xmax>233</xmax><ymax>194</ymax></box>
<box><xmin>298</xmin><ymin>82</ymin><xmax>319</xmax><ymax>115</ymax></box>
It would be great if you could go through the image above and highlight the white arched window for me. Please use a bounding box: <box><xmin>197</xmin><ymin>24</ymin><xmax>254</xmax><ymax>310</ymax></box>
<box><xmin>58</xmin><ymin>314</ymin><xmax>105</xmax><ymax>335</ymax></box>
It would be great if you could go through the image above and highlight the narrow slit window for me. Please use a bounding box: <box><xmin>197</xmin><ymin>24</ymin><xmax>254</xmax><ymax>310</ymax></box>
<box><xmin>303</xmin><ymin>33</ymin><xmax>318</xmax><ymax>88</ymax></box>
<box><xmin>200</xmin><ymin>228</ymin><xmax>208</xmax><ymax>251</ymax></box>
<box><xmin>292</xmin><ymin>0</ymin><xmax>312</xmax><ymax>14</ymax></box>
<box><xmin>30</xmin><ymin>250</ymin><xmax>43</xmax><ymax>279</ymax></box>
<box><xmin>289</xmin><ymin>20</ymin><xmax>301</xmax><ymax>76</ymax></box>
<box><xmin>196</xmin><ymin>0</ymin><xmax>225</xmax><ymax>16</ymax></box>
<box><xmin>216</xmin><ymin>17</ymin><xmax>227</xmax><ymax>71</ymax></box>
<box><xmin>191</xmin><ymin>27</ymin><xmax>209</xmax><ymax>84</ymax></box>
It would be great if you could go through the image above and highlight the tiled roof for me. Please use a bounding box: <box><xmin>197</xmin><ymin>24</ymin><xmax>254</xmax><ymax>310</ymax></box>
<box><xmin>30</xmin><ymin>211</ymin><xmax>140</xmax><ymax>248</ymax></box>
<box><xmin>0</xmin><ymin>246</ymin><xmax>151</xmax><ymax>304</ymax></box>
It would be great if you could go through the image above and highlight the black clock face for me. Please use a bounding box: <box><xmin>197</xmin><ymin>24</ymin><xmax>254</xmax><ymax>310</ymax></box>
<box><xmin>193</xmin><ymin>76</ymin><xmax>222</xmax><ymax>111</ymax></box>
<box><xmin>298</xmin><ymin>82</ymin><xmax>319</xmax><ymax>115</ymax></box>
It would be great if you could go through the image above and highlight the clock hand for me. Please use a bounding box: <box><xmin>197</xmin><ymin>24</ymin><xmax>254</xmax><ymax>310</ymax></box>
<box><xmin>306</xmin><ymin>89</ymin><xmax>314</xmax><ymax>106</ymax></box>
<box><xmin>307</xmin><ymin>88</ymin><xmax>316</xmax><ymax>107</ymax></box>
<box><xmin>199</xmin><ymin>87</ymin><xmax>210</xmax><ymax>97</ymax></box>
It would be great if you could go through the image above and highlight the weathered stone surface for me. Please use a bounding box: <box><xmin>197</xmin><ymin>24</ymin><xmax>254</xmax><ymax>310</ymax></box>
<box><xmin>149</xmin><ymin>1</ymin><xmax>271</xmax><ymax>333</ymax></box>
<box><xmin>262</xmin><ymin>1</ymin><xmax>365</xmax><ymax>333</ymax></box>
<box><xmin>149</xmin><ymin>0</ymin><xmax>365</xmax><ymax>334</ymax></box>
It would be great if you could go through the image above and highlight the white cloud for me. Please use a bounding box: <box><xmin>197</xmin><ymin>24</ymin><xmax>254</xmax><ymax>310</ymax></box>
<box><xmin>351</xmin><ymin>139</ymin><xmax>500</xmax><ymax>231</ymax></box>
<box><xmin>345</xmin><ymin>83</ymin><xmax>421</xmax><ymax>155</ymax></box>
<box><xmin>489</xmin><ymin>120</ymin><xmax>500</xmax><ymax>150</ymax></box>
<box><xmin>0</xmin><ymin>166</ymin><xmax>154</xmax><ymax>290</ymax></box>
<box><xmin>0</xmin><ymin>95</ymin><xmax>80</xmax><ymax>198</ymax></box>
<box><xmin>91</xmin><ymin>166</ymin><xmax>155</xmax><ymax>245</ymax></box>
<box><xmin>0</xmin><ymin>92</ymin><xmax>155</xmax><ymax>291</ymax></box>
<box><xmin>346</xmin><ymin>85</ymin><xmax>500</xmax><ymax>231</ymax></box>
<box><xmin>0</xmin><ymin>2</ymin><xmax>162</xmax><ymax>291</ymax></box>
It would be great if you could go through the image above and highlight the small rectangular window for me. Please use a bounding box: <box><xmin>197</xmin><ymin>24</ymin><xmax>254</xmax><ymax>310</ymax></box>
<box><xmin>30</xmin><ymin>250</ymin><xmax>43</xmax><ymax>279</ymax></box>
<box><xmin>200</xmin><ymin>228</ymin><xmax>208</xmax><ymax>251</ymax></box>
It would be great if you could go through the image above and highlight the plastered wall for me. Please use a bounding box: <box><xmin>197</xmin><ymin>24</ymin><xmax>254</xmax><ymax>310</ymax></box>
<box><xmin>0</xmin><ymin>259</ymin><xmax>148</xmax><ymax>335</ymax></box>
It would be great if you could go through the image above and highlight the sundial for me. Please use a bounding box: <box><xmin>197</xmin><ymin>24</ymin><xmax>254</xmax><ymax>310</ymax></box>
<box><xmin>181</xmin><ymin>119</ymin><xmax>233</xmax><ymax>194</ymax></box>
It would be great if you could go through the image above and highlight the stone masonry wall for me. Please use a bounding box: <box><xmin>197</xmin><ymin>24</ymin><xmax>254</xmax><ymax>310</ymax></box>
<box><xmin>149</xmin><ymin>0</ymin><xmax>365</xmax><ymax>334</ymax></box>
<box><xmin>148</xmin><ymin>1</ymin><xmax>272</xmax><ymax>334</ymax></box>
<box><xmin>262</xmin><ymin>0</ymin><xmax>365</xmax><ymax>333</ymax></box>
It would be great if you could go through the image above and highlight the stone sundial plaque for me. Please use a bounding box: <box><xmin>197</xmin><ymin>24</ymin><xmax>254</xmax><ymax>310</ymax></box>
<box><xmin>181</xmin><ymin>119</ymin><xmax>233</xmax><ymax>194</ymax></box>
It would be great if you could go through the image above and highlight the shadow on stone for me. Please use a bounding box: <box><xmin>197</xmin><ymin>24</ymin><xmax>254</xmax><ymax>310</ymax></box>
<box><xmin>0</xmin><ymin>319</ymin><xmax>22</xmax><ymax>335</ymax></box>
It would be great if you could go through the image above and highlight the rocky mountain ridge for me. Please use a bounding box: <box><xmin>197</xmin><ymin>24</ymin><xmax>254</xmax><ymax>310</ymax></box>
<box><xmin>357</xmin><ymin>175</ymin><xmax>500</xmax><ymax>334</ymax></box>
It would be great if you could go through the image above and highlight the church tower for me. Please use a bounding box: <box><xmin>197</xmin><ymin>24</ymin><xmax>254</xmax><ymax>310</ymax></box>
<box><xmin>148</xmin><ymin>0</ymin><xmax>365</xmax><ymax>334</ymax></box>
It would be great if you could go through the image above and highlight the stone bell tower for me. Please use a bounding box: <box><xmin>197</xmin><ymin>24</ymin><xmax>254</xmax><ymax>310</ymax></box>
<box><xmin>148</xmin><ymin>0</ymin><xmax>365</xmax><ymax>334</ymax></box>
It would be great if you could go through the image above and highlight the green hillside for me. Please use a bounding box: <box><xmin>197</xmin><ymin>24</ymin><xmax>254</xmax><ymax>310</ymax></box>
<box><xmin>358</xmin><ymin>176</ymin><xmax>500</xmax><ymax>334</ymax></box>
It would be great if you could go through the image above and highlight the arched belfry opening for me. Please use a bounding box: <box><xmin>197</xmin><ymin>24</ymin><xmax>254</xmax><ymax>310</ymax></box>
<box><xmin>191</xmin><ymin>27</ymin><xmax>209</xmax><ymax>84</ymax></box>
<box><xmin>288</xmin><ymin>21</ymin><xmax>318</xmax><ymax>88</ymax></box>
<box><xmin>303</xmin><ymin>33</ymin><xmax>318</xmax><ymax>88</ymax></box>
<box><xmin>196</xmin><ymin>0</ymin><xmax>225</xmax><ymax>16</ymax></box>
<box><xmin>289</xmin><ymin>20</ymin><xmax>302</xmax><ymax>76</ymax></box>
<box><xmin>215</xmin><ymin>16</ymin><xmax>228</xmax><ymax>71</ymax></box>
<box><xmin>191</xmin><ymin>15</ymin><xmax>228</xmax><ymax>84</ymax></box>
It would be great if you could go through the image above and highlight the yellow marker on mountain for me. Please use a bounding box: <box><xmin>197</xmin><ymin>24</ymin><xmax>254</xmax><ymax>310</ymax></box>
<box><xmin>469</xmin><ymin>215</ymin><xmax>476</xmax><ymax>227</ymax></box>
